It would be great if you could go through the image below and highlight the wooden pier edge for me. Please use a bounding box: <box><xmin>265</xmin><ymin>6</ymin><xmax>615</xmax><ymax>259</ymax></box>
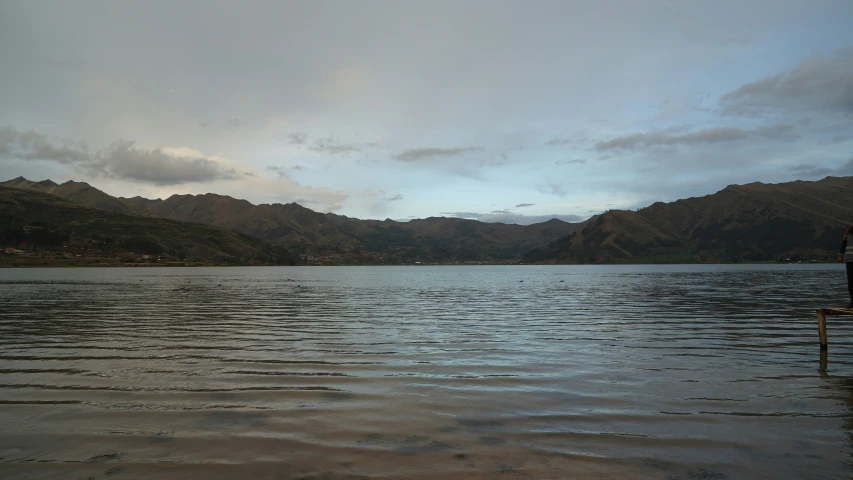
<box><xmin>816</xmin><ymin>307</ymin><xmax>853</xmax><ymax>353</ymax></box>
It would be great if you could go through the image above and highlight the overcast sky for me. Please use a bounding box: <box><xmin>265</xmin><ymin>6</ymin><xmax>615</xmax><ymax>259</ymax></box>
<box><xmin>1</xmin><ymin>1</ymin><xmax>852</xmax><ymax>224</ymax></box>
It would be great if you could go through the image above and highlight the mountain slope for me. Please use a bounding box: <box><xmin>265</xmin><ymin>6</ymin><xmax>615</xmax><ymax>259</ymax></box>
<box><xmin>524</xmin><ymin>176</ymin><xmax>853</xmax><ymax>263</ymax></box>
<box><xmin>139</xmin><ymin>193</ymin><xmax>363</xmax><ymax>253</ymax></box>
<box><xmin>0</xmin><ymin>177</ymin><xmax>137</xmax><ymax>214</ymax></box>
<box><xmin>0</xmin><ymin>177</ymin><xmax>585</xmax><ymax>262</ymax></box>
<box><xmin>330</xmin><ymin>216</ymin><xmax>581</xmax><ymax>261</ymax></box>
<box><xmin>0</xmin><ymin>186</ymin><xmax>298</xmax><ymax>265</ymax></box>
<box><xmin>136</xmin><ymin>192</ymin><xmax>582</xmax><ymax>260</ymax></box>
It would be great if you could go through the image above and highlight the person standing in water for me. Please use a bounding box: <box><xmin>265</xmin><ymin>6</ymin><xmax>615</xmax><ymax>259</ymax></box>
<box><xmin>838</xmin><ymin>226</ymin><xmax>853</xmax><ymax>307</ymax></box>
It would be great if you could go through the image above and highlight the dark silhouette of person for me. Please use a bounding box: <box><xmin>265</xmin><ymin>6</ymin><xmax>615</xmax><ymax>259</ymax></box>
<box><xmin>839</xmin><ymin>226</ymin><xmax>853</xmax><ymax>307</ymax></box>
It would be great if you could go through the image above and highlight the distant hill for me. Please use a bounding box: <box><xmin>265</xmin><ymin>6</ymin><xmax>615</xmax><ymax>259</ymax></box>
<box><xmin>135</xmin><ymin>193</ymin><xmax>363</xmax><ymax>253</ymax></box>
<box><xmin>322</xmin><ymin>215</ymin><xmax>581</xmax><ymax>262</ymax></box>
<box><xmin>524</xmin><ymin>176</ymin><xmax>853</xmax><ymax>263</ymax></box>
<box><xmin>0</xmin><ymin>177</ymin><xmax>584</xmax><ymax>263</ymax></box>
<box><xmin>130</xmin><ymin>192</ymin><xmax>583</xmax><ymax>262</ymax></box>
<box><xmin>0</xmin><ymin>186</ymin><xmax>298</xmax><ymax>265</ymax></box>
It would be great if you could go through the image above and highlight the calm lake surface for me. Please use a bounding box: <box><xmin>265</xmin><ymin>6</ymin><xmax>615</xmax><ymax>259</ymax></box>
<box><xmin>1</xmin><ymin>264</ymin><xmax>853</xmax><ymax>479</ymax></box>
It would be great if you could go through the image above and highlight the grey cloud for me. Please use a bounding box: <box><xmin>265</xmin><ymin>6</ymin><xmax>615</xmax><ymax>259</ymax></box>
<box><xmin>815</xmin><ymin>122</ymin><xmax>853</xmax><ymax>142</ymax></box>
<box><xmin>0</xmin><ymin>126</ymin><xmax>90</xmax><ymax>164</ymax></box>
<box><xmin>394</xmin><ymin>147</ymin><xmax>482</xmax><ymax>162</ymax></box>
<box><xmin>721</xmin><ymin>46</ymin><xmax>853</xmax><ymax>115</ymax></box>
<box><xmin>537</xmin><ymin>184</ymin><xmax>568</xmax><ymax>196</ymax></box>
<box><xmin>597</xmin><ymin>127</ymin><xmax>747</xmax><ymax>150</ymax></box>
<box><xmin>1</xmin><ymin>127</ymin><xmax>238</xmax><ymax>185</ymax></box>
<box><xmin>753</xmin><ymin>123</ymin><xmax>799</xmax><ymax>139</ymax></box>
<box><xmin>790</xmin><ymin>163</ymin><xmax>834</xmax><ymax>177</ymax></box>
<box><xmin>266</xmin><ymin>165</ymin><xmax>287</xmax><ymax>177</ymax></box>
<box><xmin>726</xmin><ymin>76</ymin><xmax>779</xmax><ymax>98</ymax></box>
<box><xmin>596</xmin><ymin>134</ymin><xmax>646</xmax><ymax>151</ymax></box>
<box><xmin>88</xmin><ymin>141</ymin><xmax>239</xmax><ymax>184</ymax></box>
<box><xmin>478</xmin><ymin>156</ymin><xmax>507</xmax><ymax>167</ymax></box>
<box><xmin>442</xmin><ymin>211</ymin><xmax>585</xmax><ymax>225</ymax></box>
<box><xmin>596</xmin><ymin>124</ymin><xmax>797</xmax><ymax>151</ymax></box>
<box><xmin>267</xmin><ymin>164</ymin><xmax>304</xmax><ymax>176</ymax></box>
<box><xmin>309</xmin><ymin>136</ymin><xmax>361</xmax><ymax>155</ymax></box>
<box><xmin>544</xmin><ymin>138</ymin><xmax>571</xmax><ymax>146</ymax></box>
<box><xmin>227</xmin><ymin>118</ymin><xmax>241</xmax><ymax>128</ymax></box>
<box><xmin>837</xmin><ymin>158</ymin><xmax>853</xmax><ymax>175</ymax></box>
<box><xmin>198</xmin><ymin>121</ymin><xmax>210</xmax><ymax>128</ymax></box>
<box><xmin>792</xmin><ymin>157</ymin><xmax>853</xmax><ymax>178</ymax></box>
<box><xmin>515</xmin><ymin>203</ymin><xmax>535</xmax><ymax>207</ymax></box>
<box><xmin>288</xmin><ymin>132</ymin><xmax>307</xmax><ymax>145</ymax></box>
<box><xmin>556</xmin><ymin>158</ymin><xmax>586</xmax><ymax>165</ymax></box>
<box><xmin>366</xmin><ymin>192</ymin><xmax>404</xmax><ymax>215</ymax></box>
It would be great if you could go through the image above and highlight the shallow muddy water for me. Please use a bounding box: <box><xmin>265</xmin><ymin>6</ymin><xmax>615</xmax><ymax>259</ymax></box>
<box><xmin>1</xmin><ymin>264</ymin><xmax>852</xmax><ymax>479</ymax></box>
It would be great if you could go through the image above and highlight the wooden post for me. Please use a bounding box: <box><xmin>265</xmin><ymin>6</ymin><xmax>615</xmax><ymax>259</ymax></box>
<box><xmin>817</xmin><ymin>309</ymin><xmax>828</xmax><ymax>351</ymax></box>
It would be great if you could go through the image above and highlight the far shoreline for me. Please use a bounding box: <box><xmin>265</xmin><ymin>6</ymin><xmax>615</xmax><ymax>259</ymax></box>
<box><xmin>0</xmin><ymin>259</ymin><xmax>840</xmax><ymax>268</ymax></box>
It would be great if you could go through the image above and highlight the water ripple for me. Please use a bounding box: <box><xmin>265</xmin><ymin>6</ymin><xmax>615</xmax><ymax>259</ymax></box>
<box><xmin>0</xmin><ymin>264</ymin><xmax>852</xmax><ymax>479</ymax></box>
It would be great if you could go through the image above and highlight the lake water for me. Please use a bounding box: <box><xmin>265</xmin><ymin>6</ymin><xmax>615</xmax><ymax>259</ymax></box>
<box><xmin>1</xmin><ymin>265</ymin><xmax>852</xmax><ymax>479</ymax></box>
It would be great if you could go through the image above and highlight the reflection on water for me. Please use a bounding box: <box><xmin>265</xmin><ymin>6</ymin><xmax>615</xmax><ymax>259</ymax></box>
<box><xmin>1</xmin><ymin>264</ymin><xmax>853</xmax><ymax>479</ymax></box>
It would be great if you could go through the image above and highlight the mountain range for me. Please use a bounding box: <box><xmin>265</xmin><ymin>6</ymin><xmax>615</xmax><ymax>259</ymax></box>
<box><xmin>0</xmin><ymin>177</ymin><xmax>583</xmax><ymax>263</ymax></box>
<box><xmin>524</xmin><ymin>176</ymin><xmax>853</xmax><ymax>263</ymax></box>
<box><xmin>3</xmin><ymin>175</ymin><xmax>852</xmax><ymax>265</ymax></box>
<box><xmin>0</xmin><ymin>185</ymin><xmax>298</xmax><ymax>265</ymax></box>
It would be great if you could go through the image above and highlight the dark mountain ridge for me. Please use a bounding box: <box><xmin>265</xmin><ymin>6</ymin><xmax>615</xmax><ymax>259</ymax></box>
<box><xmin>0</xmin><ymin>177</ymin><xmax>585</xmax><ymax>263</ymax></box>
<box><xmin>524</xmin><ymin>176</ymin><xmax>853</xmax><ymax>264</ymax></box>
<box><xmin>0</xmin><ymin>186</ymin><xmax>298</xmax><ymax>265</ymax></box>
